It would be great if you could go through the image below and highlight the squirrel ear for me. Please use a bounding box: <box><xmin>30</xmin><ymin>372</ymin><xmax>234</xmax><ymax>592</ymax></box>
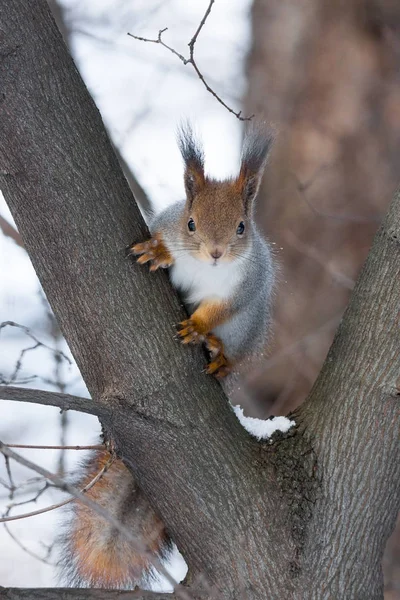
<box><xmin>178</xmin><ymin>123</ymin><xmax>205</xmax><ymax>207</ymax></box>
<box><xmin>236</xmin><ymin>124</ymin><xmax>274</xmax><ymax>213</ymax></box>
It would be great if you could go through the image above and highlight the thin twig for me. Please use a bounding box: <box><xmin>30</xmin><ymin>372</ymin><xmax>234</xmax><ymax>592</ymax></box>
<box><xmin>190</xmin><ymin>0</ymin><xmax>215</xmax><ymax>49</ymax></box>
<box><xmin>6</xmin><ymin>482</ymin><xmax>53</xmax><ymax>509</ymax></box>
<box><xmin>4</xmin><ymin>455</ymin><xmax>16</xmax><ymax>499</ymax></box>
<box><xmin>4</xmin><ymin>443</ymin><xmax>104</xmax><ymax>450</ymax></box>
<box><xmin>3</xmin><ymin>520</ymin><xmax>56</xmax><ymax>565</ymax></box>
<box><xmin>0</xmin><ymin>385</ymin><xmax>105</xmax><ymax>417</ymax></box>
<box><xmin>0</xmin><ymin>455</ymin><xmax>115</xmax><ymax>523</ymax></box>
<box><xmin>0</xmin><ymin>321</ymin><xmax>72</xmax><ymax>387</ymax></box>
<box><xmin>128</xmin><ymin>1</ymin><xmax>253</xmax><ymax>121</ymax></box>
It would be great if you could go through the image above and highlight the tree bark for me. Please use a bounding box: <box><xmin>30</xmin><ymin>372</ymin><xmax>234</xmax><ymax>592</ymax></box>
<box><xmin>0</xmin><ymin>1</ymin><xmax>399</xmax><ymax>599</ymax></box>
<box><xmin>47</xmin><ymin>0</ymin><xmax>153</xmax><ymax>216</ymax></box>
<box><xmin>294</xmin><ymin>189</ymin><xmax>400</xmax><ymax>598</ymax></box>
<box><xmin>0</xmin><ymin>386</ymin><xmax>102</xmax><ymax>416</ymax></box>
<box><xmin>0</xmin><ymin>588</ymin><xmax>178</xmax><ymax>600</ymax></box>
<box><xmin>0</xmin><ymin>1</ymin><xmax>292</xmax><ymax>597</ymax></box>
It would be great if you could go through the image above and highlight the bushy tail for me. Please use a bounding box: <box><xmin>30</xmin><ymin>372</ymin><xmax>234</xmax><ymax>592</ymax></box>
<box><xmin>59</xmin><ymin>449</ymin><xmax>170</xmax><ymax>589</ymax></box>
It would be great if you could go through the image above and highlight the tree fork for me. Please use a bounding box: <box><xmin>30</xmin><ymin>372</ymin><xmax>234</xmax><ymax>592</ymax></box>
<box><xmin>0</xmin><ymin>0</ymin><xmax>292</xmax><ymax>597</ymax></box>
<box><xmin>0</xmin><ymin>0</ymin><xmax>399</xmax><ymax>598</ymax></box>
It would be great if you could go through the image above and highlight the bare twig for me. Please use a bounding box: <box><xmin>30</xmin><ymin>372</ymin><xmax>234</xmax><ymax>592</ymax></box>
<box><xmin>3</xmin><ymin>520</ymin><xmax>56</xmax><ymax>566</ymax></box>
<box><xmin>0</xmin><ymin>321</ymin><xmax>72</xmax><ymax>386</ymax></box>
<box><xmin>0</xmin><ymin>385</ymin><xmax>104</xmax><ymax>417</ymax></box>
<box><xmin>47</xmin><ymin>311</ymin><xmax>69</xmax><ymax>476</ymax></box>
<box><xmin>4</xmin><ymin>455</ymin><xmax>16</xmax><ymax>499</ymax></box>
<box><xmin>0</xmin><ymin>454</ymin><xmax>115</xmax><ymax>523</ymax></box>
<box><xmin>128</xmin><ymin>1</ymin><xmax>253</xmax><ymax>121</ymax></box>
<box><xmin>4</xmin><ymin>443</ymin><xmax>104</xmax><ymax>450</ymax></box>
<box><xmin>1</xmin><ymin>453</ymin><xmax>111</xmax><ymax>565</ymax></box>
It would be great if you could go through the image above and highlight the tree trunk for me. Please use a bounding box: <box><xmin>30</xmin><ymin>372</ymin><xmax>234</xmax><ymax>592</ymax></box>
<box><xmin>0</xmin><ymin>0</ymin><xmax>399</xmax><ymax>598</ymax></box>
<box><xmin>0</xmin><ymin>588</ymin><xmax>178</xmax><ymax>600</ymax></box>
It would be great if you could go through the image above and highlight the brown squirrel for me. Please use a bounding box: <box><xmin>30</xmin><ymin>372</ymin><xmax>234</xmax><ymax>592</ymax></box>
<box><xmin>60</xmin><ymin>124</ymin><xmax>275</xmax><ymax>589</ymax></box>
<box><xmin>130</xmin><ymin>123</ymin><xmax>275</xmax><ymax>377</ymax></box>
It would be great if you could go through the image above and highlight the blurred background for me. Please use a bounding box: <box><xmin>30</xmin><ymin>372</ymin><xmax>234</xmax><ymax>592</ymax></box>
<box><xmin>0</xmin><ymin>0</ymin><xmax>399</xmax><ymax>594</ymax></box>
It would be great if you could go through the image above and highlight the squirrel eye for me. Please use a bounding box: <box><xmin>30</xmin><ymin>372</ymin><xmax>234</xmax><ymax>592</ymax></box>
<box><xmin>236</xmin><ymin>221</ymin><xmax>245</xmax><ymax>235</ymax></box>
<box><xmin>188</xmin><ymin>218</ymin><xmax>196</xmax><ymax>233</ymax></box>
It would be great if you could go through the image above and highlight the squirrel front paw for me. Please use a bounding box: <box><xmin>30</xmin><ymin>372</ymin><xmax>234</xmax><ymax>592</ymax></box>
<box><xmin>177</xmin><ymin>318</ymin><xmax>207</xmax><ymax>344</ymax></box>
<box><xmin>127</xmin><ymin>234</ymin><xmax>174</xmax><ymax>271</ymax></box>
<box><xmin>178</xmin><ymin>326</ymin><xmax>231</xmax><ymax>377</ymax></box>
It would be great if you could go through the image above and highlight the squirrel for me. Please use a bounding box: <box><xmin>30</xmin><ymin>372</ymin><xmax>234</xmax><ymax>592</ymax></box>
<box><xmin>60</xmin><ymin>124</ymin><xmax>275</xmax><ymax>590</ymax></box>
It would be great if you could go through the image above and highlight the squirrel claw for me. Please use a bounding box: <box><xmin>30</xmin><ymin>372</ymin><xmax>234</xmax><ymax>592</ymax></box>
<box><xmin>204</xmin><ymin>333</ymin><xmax>224</xmax><ymax>358</ymax></box>
<box><xmin>204</xmin><ymin>334</ymin><xmax>231</xmax><ymax>378</ymax></box>
<box><xmin>129</xmin><ymin>236</ymin><xmax>174</xmax><ymax>271</ymax></box>
<box><xmin>205</xmin><ymin>354</ymin><xmax>231</xmax><ymax>378</ymax></box>
<box><xmin>177</xmin><ymin>319</ymin><xmax>206</xmax><ymax>344</ymax></box>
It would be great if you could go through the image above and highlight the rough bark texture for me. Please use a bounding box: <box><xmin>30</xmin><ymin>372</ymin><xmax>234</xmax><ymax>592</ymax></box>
<box><xmin>0</xmin><ymin>0</ymin><xmax>399</xmax><ymax>598</ymax></box>
<box><xmin>0</xmin><ymin>1</ymin><xmax>291</xmax><ymax>597</ymax></box>
<box><xmin>0</xmin><ymin>589</ymin><xmax>177</xmax><ymax>600</ymax></box>
<box><xmin>0</xmin><ymin>385</ymin><xmax>102</xmax><ymax>416</ymax></box>
<box><xmin>294</xmin><ymin>189</ymin><xmax>400</xmax><ymax>597</ymax></box>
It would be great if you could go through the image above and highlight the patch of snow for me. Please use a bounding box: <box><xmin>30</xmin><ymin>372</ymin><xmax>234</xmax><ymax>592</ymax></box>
<box><xmin>232</xmin><ymin>405</ymin><xmax>295</xmax><ymax>441</ymax></box>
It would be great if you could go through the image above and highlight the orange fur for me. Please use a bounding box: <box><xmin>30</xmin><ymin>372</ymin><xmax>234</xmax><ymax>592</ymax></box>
<box><xmin>66</xmin><ymin>450</ymin><xmax>168</xmax><ymax>588</ymax></box>
<box><xmin>180</xmin><ymin>180</ymin><xmax>249</xmax><ymax>263</ymax></box>
<box><xmin>177</xmin><ymin>300</ymin><xmax>232</xmax><ymax>343</ymax></box>
<box><xmin>177</xmin><ymin>301</ymin><xmax>233</xmax><ymax>377</ymax></box>
<box><xmin>129</xmin><ymin>233</ymin><xmax>173</xmax><ymax>271</ymax></box>
<box><xmin>204</xmin><ymin>333</ymin><xmax>231</xmax><ymax>377</ymax></box>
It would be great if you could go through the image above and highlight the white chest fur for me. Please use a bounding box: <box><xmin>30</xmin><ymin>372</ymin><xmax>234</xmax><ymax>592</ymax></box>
<box><xmin>170</xmin><ymin>252</ymin><xmax>244</xmax><ymax>306</ymax></box>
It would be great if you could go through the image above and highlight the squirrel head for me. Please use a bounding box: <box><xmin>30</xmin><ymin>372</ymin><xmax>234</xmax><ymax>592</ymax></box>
<box><xmin>178</xmin><ymin>123</ymin><xmax>274</xmax><ymax>265</ymax></box>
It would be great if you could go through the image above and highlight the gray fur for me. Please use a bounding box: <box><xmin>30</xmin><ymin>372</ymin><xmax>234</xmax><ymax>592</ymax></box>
<box><xmin>213</xmin><ymin>225</ymin><xmax>274</xmax><ymax>359</ymax></box>
<box><xmin>240</xmin><ymin>124</ymin><xmax>275</xmax><ymax>212</ymax></box>
<box><xmin>241</xmin><ymin>124</ymin><xmax>275</xmax><ymax>176</ymax></box>
<box><xmin>177</xmin><ymin>123</ymin><xmax>204</xmax><ymax>173</ymax></box>
<box><xmin>150</xmin><ymin>203</ymin><xmax>274</xmax><ymax>361</ymax></box>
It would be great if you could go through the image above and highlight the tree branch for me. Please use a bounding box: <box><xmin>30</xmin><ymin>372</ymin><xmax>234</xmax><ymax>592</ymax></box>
<box><xmin>127</xmin><ymin>1</ymin><xmax>253</xmax><ymax>121</ymax></box>
<box><xmin>0</xmin><ymin>588</ymin><xmax>179</xmax><ymax>600</ymax></box>
<box><xmin>1</xmin><ymin>1</ymin><xmax>399</xmax><ymax>598</ymax></box>
<box><xmin>0</xmin><ymin>386</ymin><xmax>104</xmax><ymax>417</ymax></box>
<box><xmin>294</xmin><ymin>189</ymin><xmax>400</xmax><ymax>597</ymax></box>
<box><xmin>0</xmin><ymin>453</ymin><xmax>114</xmax><ymax>523</ymax></box>
<box><xmin>0</xmin><ymin>4</ymin><xmax>289</xmax><ymax>597</ymax></box>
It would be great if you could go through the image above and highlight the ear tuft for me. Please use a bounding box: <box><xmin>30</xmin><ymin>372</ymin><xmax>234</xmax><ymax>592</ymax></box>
<box><xmin>177</xmin><ymin>122</ymin><xmax>205</xmax><ymax>206</ymax></box>
<box><xmin>237</xmin><ymin>123</ymin><xmax>275</xmax><ymax>212</ymax></box>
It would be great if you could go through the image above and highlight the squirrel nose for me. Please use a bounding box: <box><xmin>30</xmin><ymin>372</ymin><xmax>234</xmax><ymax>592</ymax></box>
<box><xmin>211</xmin><ymin>249</ymin><xmax>223</xmax><ymax>260</ymax></box>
